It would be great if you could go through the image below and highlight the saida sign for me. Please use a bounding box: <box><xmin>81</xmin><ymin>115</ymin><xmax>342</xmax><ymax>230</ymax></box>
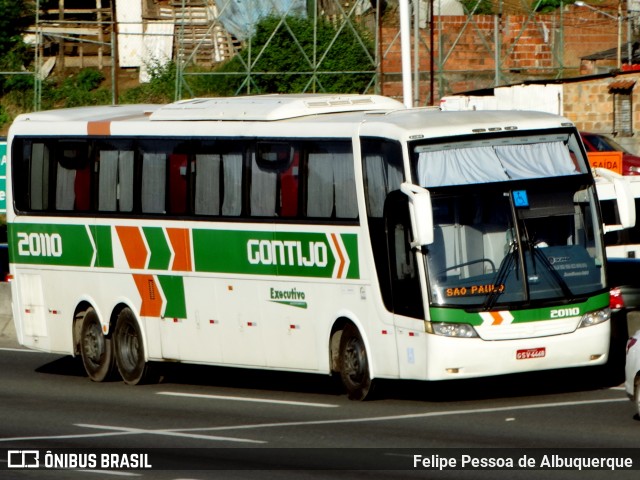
<box><xmin>587</xmin><ymin>151</ymin><xmax>623</xmax><ymax>175</ymax></box>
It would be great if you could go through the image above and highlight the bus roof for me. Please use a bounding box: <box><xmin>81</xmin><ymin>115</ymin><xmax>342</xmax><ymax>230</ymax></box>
<box><xmin>9</xmin><ymin>95</ymin><xmax>575</xmax><ymax>141</ymax></box>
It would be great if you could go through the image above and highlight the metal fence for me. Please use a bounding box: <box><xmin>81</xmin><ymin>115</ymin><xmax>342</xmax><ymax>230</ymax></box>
<box><xmin>15</xmin><ymin>0</ymin><xmax>625</xmax><ymax>109</ymax></box>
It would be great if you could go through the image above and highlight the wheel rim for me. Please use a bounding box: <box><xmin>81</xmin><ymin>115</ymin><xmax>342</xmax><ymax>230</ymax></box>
<box><xmin>118</xmin><ymin>322</ymin><xmax>141</xmax><ymax>373</ymax></box>
<box><xmin>344</xmin><ymin>337</ymin><xmax>367</xmax><ymax>387</ymax></box>
<box><xmin>83</xmin><ymin>321</ymin><xmax>105</xmax><ymax>368</ymax></box>
<box><xmin>80</xmin><ymin>309</ymin><xmax>113</xmax><ymax>382</ymax></box>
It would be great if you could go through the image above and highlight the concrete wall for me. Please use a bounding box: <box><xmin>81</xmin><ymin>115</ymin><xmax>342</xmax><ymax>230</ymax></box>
<box><xmin>380</xmin><ymin>7</ymin><xmax>620</xmax><ymax>101</ymax></box>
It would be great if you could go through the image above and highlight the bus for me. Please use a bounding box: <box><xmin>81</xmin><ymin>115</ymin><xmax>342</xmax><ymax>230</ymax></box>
<box><xmin>6</xmin><ymin>94</ymin><xmax>632</xmax><ymax>400</ymax></box>
<box><xmin>597</xmin><ymin>173</ymin><xmax>640</xmax><ymax>351</ymax></box>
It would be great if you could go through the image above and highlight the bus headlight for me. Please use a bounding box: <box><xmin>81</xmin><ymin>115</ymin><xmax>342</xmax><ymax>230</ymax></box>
<box><xmin>426</xmin><ymin>322</ymin><xmax>479</xmax><ymax>338</ymax></box>
<box><xmin>578</xmin><ymin>308</ymin><xmax>611</xmax><ymax>329</ymax></box>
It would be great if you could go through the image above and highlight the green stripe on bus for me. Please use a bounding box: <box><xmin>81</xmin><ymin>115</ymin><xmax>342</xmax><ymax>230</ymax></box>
<box><xmin>9</xmin><ymin>223</ymin><xmax>95</xmax><ymax>267</ymax></box>
<box><xmin>158</xmin><ymin>275</ymin><xmax>187</xmax><ymax>319</ymax></box>
<box><xmin>143</xmin><ymin>227</ymin><xmax>171</xmax><ymax>270</ymax></box>
<box><xmin>192</xmin><ymin>229</ymin><xmax>359</xmax><ymax>279</ymax></box>
<box><xmin>429</xmin><ymin>292</ymin><xmax>610</xmax><ymax>325</ymax></box>
<box><xmin>92</xmin><ymin>225</ymin><xmax>113</xmax><ymax>268</ymax></box>
<box><xmin>9</xmin><ymin>223</ymin><xmax>360</xmax><ymax>280</ymax></box>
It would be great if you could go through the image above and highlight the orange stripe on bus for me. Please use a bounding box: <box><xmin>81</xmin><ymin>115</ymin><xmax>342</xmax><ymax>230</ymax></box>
<box><xmin>116</xmin><ymin>226</ymin><xmax>148</xmax><ymax>269</ymax></box>
<box><xmin>166</xmin><ymin>228</ymin><xmax>192</xmax><ymax>271</ymax></box>
<box><xmin>489</xmin><ymin>311</ymin><xmax>503</xmax><ymax>325</ymax></box>
<box><xmin>87</xmin><ymin>121</ymin><xmax>111</xmax><ymax>136</ymax></box>
<box><xmin>133</xmin><ymin>274</ymin><xmax>163</xmax><ymax>317</ymax></box>
<box><xmin>330</xmin><ymin>233</ymin><xmax>345</xmax><ymax>279</ymax></box>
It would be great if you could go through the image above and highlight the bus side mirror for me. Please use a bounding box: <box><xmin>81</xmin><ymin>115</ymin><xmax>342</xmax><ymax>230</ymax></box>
<box><xmin>400</xmin><ymin>182</ymin><xmax>434</xmax><ymax>246</ymax></box>
<box><xmin>595</xmin><ymin>168</ymin><xmax>636</xmax><ymax>233</ymax></box>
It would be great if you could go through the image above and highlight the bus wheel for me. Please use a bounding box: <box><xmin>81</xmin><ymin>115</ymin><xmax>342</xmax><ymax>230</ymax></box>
<box><xmin>339</xmin><ymin>324</ymin><xmax>374</xmax><ymax>400</ymax></box>
<box><xmin>113</xmin><ymin>308</ymin><xmax>153</xmax><ymax>385</ymax></box>
<box><xmin>79</xmin><ymin>308</ymin><xmax>114</xmax><ymax>382</ymax></box>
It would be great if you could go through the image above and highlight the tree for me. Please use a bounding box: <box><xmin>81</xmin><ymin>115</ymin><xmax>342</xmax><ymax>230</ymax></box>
<box><xmin>203</xmin><ymin>15</ymin><xmax>376</xmax><ymax>96</ymax></box>
<box><xmin>0</xmin><ymin>0</ymin><xmax>32</xmax><ymax>56</ymax></box>
<box><xmin>0</xmin><ymin>0</ymin><xmax>34</xmax><ymax>93</ymax></box>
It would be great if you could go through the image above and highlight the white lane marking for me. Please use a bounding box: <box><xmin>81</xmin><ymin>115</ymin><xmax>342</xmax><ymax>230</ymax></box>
<box><xmin>171</xmin><ymin>397</ymin><xmax>630</xmax><ymax>434</ymax></box>
<box><xmin>0</xmin><ymin>395</ymin><xmax>627</xmax><ymax>444</ymax></box>
<box><xmin>0</xmin><ymin>431</ymin><xmax>137</xmax><ymax>442</ymax></box>
<box><xmin>0</xmin><ymin>425</ymin><xmax>265</xmax><ymax>444</ymax></box>
<box><xmin>74</xmin><ymin>424</ymin><xmax>266</xmax><ymax>444</ymax></box>
<box><xmin>158</xmin><ymin>391</ymin><xmax>338</xmax><ymax>408</ymax></box>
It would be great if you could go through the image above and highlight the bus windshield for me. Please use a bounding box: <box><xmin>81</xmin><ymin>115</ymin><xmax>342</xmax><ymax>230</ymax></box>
<box><xmin>411</xmin><ymin>131</ymin><xmax>606</xmax><ymax>308</ymax></box>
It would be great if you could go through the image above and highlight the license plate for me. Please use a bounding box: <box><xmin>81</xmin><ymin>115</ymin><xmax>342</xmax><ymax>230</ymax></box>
<box><xmin>516</xmin><ymin>347</ymin><xmax>546</xmax><ymax>360</ymax></box>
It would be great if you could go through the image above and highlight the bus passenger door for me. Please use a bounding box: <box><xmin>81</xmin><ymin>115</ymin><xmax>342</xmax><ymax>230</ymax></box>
<box><xmin>384</xmin><ymin>193</ymin><xmax>429</xmax><ymax>379</ymax></box>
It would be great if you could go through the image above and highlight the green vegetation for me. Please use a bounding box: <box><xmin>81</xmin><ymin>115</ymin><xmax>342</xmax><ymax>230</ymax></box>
<box><xmin>120</xmin><ymin>61</ymin><xmax>177</xmax><ymax>105</ymax></box>
<box><xmin>0</xmin><ymin>13</ymin><xmax>378</xmax><ymax>130</ymax></box>
<box><xmin>123</xmin><ymin>15</ymin><xmax>376</xmax><ymax>101</ymax></box>
<box><xmin>197</xmin><ymin>15</ymin><xmax>376</xmax><ymax>96</ymax></box>
<box><xmin>460</xmin><ymin>0</ymin><xmax>494</xmax><ymax>15</ymax></box>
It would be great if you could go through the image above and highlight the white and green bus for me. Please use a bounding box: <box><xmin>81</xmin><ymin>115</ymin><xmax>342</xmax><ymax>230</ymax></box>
<box><xmin>6</xmin><ymin>94</ymin><xmax>629</xmax><ymax>399</ymax></box>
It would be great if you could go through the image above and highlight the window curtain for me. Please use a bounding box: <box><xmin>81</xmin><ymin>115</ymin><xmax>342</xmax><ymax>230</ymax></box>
<box><xmin>493</xmin><ymin>142</ymin><xmax>577</xmax><ymax>179</ymax></box>
<box><xmin>118</xmin><ymin>151</ymin><xmax>134</xmax><ymax>212</ymax></box>
<box><xmin>417</xmin><ymin>142</ymin><xmax>578</xmax><ymax>187</ymax></box>
<box><xmin>195</xmin><ymin>154</ymin><xmax>221</xmax><ymax>215</ymax></box>
<box><xmin>332</xmin><ymin>152</ymin><xmax>357</xmax><ymax>218</ymax></box>
<box><xmin>307</xmin><ymin>153</ymin><xmax>334</xmax><ymax>217</ymax></box>
<box><xmin>56</xmin><ymin>164</ymin><xmax>76</xmax><ymax>210</ymax></box>
<box><xmin>31</xmin><ymin>143</ymin><xmax>50</xmax><ymax>210</ymax></box>
<box><xmin>141</xmin><ymin>153</ymin><xmax>166</xmax><ymax>213</ymax></box>
<box><xmin>307</xmin><ymin>152</ymin><xmax>357</xmax><ymax>219</ymax></box>
<box><xmin>222</xmin><ymin>153</ymin><xmax>243</xmax><ymax>216</ymax></box>
<box><xmin>99</xmin><ymin>151</ymin><xmax>118</xmax><ymax>211</ymax></box>
<box><xmin>250</xmin><ymin>153</ymin><xmax>277</xmax><ymax>216</ymax></box>
<box><xmin>99</xmin><ymin>150</ymin><xmax>134</xmax><ymax>212</ymax></box>
<box><xmin>363</xmin><ymin>154</ymin><xmax>403</xmax><ymax>217</ymax></box>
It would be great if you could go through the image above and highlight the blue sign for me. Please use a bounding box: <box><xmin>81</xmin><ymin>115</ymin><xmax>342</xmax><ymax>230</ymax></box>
<box><xmin>512</xmin><ymin>190</ymin><xmax>529</xmax><ymax>208</ymax></box>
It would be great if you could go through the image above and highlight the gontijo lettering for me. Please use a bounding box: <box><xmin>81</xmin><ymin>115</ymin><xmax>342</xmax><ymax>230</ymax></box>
<box><xmin>247</xmin><ymin>239</ymin><xmax>328</xmax><ymax>267</ymax></box>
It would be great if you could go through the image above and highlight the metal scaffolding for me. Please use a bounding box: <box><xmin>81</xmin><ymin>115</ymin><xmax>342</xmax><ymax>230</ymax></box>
<box><xmin>21</xmin><ymin>0</ymin><xmax>626</xmax><ymax>110</ymax></box>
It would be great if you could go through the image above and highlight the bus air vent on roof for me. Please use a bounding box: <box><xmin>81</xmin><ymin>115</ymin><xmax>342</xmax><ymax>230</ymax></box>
<box><xmin>149</xmin><ymin>94</ymin><xmax>404</xmax><ymax>122</ymax></box>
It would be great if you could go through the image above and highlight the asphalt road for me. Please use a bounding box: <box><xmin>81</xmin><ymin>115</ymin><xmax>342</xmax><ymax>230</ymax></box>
<box><xmin>1</xmin><ymin>283</ymin><xmax>639</xmax><ymax>479</ymax></box>
<box><xmin>0</xmin><ymin>343</ymin><xmax>638</xmax><ymax>480</ymax></box>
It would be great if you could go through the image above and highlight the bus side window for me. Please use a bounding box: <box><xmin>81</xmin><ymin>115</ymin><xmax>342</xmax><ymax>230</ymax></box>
<box><xmin>194</xmin><ymin>154</ymin><xmax>221</xmax><ymax>215</ymax></box>
<box><xmin>30</xmin><ymin>143</ymin><xmax>51</xmax><ymax>211</ymax></box>
<box><xmin>141</xmin><ymin>153</ymin><xmax>166</xmax><ymax>214</ymax></box>
<box><xmin>98</xmin><ymin>149</ymin><xmax>134</xmax><ymax>212</ymax></box>
<box><xmin>56</xmin><ymin>141</ymin><xmax>91</xmax><ymax>211</ymax></box>
<box><xmin>168</xmin><ymin>154</ymin><xmax>189</xmax><ymax>215</ymax></box>
<box><xmin>306</xmin><ymin>145</ymin><xmax>357</xmax><ymax>219</ymax></box>
<box><xmin>250</xmin><ymin>152</ymin><xmax>277</xmax><ymax>217</ymax></box>
<box><xmin>221</xmin><ymin>152</ymin><xmax>243</xmax><ymax>216</ymax></box>
<box><xmin>280</xmin><ymin>151</ymin><xmax>299</xmax><ymax>217</ymax></box>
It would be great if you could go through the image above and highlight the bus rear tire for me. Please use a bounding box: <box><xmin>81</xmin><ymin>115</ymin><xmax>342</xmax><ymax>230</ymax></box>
<box><xmin>79</xmin><ymin>308</ymin><xmax>114</xmax><ymax>382</ymax></box>
<box><xmin>113</xmin><ymin>308</ymin><xmax>155</xmax><ymax>385</ymax></box>
<box><xmin>339</xmin><ymin>324</ymin><xmax>374</xmax><ymax>400</ymax></box>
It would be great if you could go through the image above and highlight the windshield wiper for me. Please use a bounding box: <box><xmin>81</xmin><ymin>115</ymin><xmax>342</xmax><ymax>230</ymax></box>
<box><xmin>483</xmin><ymin>242</ymin><xmax>517</xmax><ymax>311</ymax></box>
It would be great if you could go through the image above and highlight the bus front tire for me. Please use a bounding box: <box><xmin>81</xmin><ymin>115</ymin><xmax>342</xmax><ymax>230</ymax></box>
<box><xmin>339</xmin><ymin>324</ymin><xmax>374</xmax><ymax>400</ymax></box>
<box><xmin>113</xmin><ymin>308</ymin><xmax>155</xmax><ymax>385</ymax></box>
<box><xmin>79</xmin><ymin>308</ymin><xmax>114</xmax><ymax>382</ymax></box>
